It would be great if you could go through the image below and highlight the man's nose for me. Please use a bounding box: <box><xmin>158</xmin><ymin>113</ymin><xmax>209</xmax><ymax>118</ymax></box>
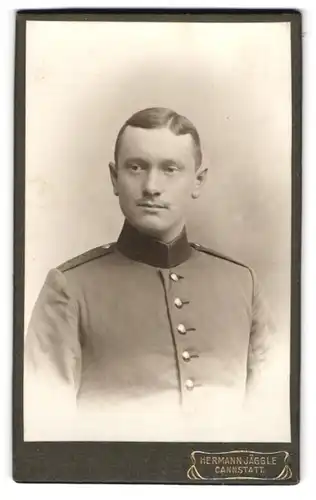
<box><xmin>142</xmin><ymin>168</ymin><xmax>162</xmax><ymax>197</ymax></box>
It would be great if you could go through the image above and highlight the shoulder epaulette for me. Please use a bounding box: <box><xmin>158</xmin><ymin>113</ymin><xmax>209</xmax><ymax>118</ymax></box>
<box><xmin>190</xmin><ymin>242</ymin><xmax>250</xmax><ymax>271</ymax></box>
<box><xmin>58</xmin><ymin>243</ymin><xmax>115</xmax><ymax>272</ymax></box>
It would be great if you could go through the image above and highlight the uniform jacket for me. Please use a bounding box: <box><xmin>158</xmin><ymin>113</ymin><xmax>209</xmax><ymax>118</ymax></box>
<box><xmin>24</xmin><ymin>220</ymin><xmax>275</xmax><ymax>441</ymax></box>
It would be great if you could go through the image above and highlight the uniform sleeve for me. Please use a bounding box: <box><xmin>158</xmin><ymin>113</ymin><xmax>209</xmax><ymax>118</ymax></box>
<box><xmin>246</xmin><ymin>270</ymin><xmax>277</xmax><ymax>394</ymax></box>
<box><xmin>242</xmin><ymin>270</ymin><xmax>291</xmax><ymax>440</ymax></box>
<box><xmin>24</xmin><ymin>268</ymin><xmax>82</xmax><ymax>440</ymax></box>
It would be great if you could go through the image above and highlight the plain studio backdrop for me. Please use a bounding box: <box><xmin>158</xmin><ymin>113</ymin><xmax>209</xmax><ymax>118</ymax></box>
<box><xmin>24</xmin><ymin>20</ymin><xmax>292</xmax><ymax>441</ymax></box>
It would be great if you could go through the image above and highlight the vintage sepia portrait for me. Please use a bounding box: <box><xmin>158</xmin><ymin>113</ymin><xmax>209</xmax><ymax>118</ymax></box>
<box><xmin>14</xmin><ymin>10</ymin><xmax>301</xmax><ymax>484</ymax></box>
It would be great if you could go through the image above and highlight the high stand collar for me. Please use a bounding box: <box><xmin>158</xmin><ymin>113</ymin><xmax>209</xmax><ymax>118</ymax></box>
<box><xmin>116</xmin><ymin>220</ymin><xmax>192</xmax><ymax>269</ymax></box>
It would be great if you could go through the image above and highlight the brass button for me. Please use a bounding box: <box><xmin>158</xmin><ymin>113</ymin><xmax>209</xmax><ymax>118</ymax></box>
<box><xmin>185</xmin><ymin>379</ymin><xmax>194</xmax><ymax>390</ymax></box>
<box><xmin>174</xmin><ymin>298</ymin><xmax>183</xmax><ymax>308</ymax></box>
<box><xmin>170</xmin><ymin>273</ymin><xmax>179</xmax><ymax>282</ymax></box>
<box><xmin>182</xmin><ymin>351</ymin><xmax>191</xmax><ymax>361</ymax></box>
<box><xmin>177</xmin><ymin>324</ymin><xmax>186</xmax><ymax>335</ymax></box>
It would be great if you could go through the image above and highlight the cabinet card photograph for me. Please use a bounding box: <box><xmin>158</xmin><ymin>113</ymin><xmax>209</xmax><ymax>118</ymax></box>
<box><xmin>14</xmin><ymin>10</ymin><xmax>301</xmax><ymax>484</ymax></box>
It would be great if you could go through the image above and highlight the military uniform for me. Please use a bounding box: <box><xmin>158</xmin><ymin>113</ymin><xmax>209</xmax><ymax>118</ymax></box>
<box><xmin>24</xmin><ymin>220</ymin><xmax>275</xmax><ymax>441</ymax></box>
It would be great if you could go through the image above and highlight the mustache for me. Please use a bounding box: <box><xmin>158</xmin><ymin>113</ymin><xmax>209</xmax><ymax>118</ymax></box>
<box><xmin>136</xmin><ymin>199</ymin><xmax>170</xmax><ymax>209</ymax></box>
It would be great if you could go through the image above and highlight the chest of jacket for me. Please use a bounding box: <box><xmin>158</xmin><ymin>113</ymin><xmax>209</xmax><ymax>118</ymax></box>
<box><xmin>67</xmin><ymin>249</ymin><xmax>253</xmax><ymax>407</ymax></box>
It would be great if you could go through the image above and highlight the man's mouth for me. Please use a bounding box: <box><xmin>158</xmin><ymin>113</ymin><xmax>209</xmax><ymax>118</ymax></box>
<box><xmin>137</xmin><ymin>202</ymin><xmax>168</xmax><ymax>209</ymax></box>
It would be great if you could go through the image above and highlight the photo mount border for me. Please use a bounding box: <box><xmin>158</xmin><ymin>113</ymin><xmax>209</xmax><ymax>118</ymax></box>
<box><xmin>13</xmin><ymin>8</ymin><xmax>302</xmax><ymax>485</ymax></box>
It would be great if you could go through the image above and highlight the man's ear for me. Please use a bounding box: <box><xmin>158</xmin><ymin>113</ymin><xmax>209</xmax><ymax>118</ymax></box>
<box><xmin>109</xmin><ymin>161</ymin><xmax>119</xmax><ymax>196</ymax></box>
<box><xmin>192</xmin><ymin>165</ymin><xmax>208</xmax><ymax>199</ymax></box>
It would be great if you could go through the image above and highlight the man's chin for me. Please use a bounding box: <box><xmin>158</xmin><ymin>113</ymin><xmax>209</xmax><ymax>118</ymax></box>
<box><xmin>136</xmin><ymin>222</ymin><xmax>166</xmax><ymax>238</ymax></box>
<box><xmin>130</xmin><ymin>217</ymin><xmax>169</xmax><ymax>239</ymax></box>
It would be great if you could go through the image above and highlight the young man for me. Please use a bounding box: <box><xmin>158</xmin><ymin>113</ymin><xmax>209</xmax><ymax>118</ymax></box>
<box><xmin>24</xmin><ymin>107</ymin><xmax>275</xmax><ymax>441</ymax></box>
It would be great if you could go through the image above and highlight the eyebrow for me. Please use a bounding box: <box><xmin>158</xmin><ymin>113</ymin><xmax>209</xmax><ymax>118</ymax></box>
<box><xmin>160</xmin><ymin>158</ymin><xmax>185</xmax><ymax>169</ymax></box>
<box><xmin>123</xmin><ymin>157</ymin><xmax>149</xmax><ymax>166</ymax></box>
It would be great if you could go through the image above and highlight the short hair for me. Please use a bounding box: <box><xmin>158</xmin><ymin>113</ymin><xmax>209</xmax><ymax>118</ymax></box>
<box><xmin>114</xmin><ymin>107</ymin><xmax>202</xmax><ymax>167</ymax></box>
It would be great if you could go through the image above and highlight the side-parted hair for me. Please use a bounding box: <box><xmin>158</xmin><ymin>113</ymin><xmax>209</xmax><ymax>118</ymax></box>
<box><xmin>114</xmin><ymin>107</ymin><xmax>202</xmax><ymax>167</ymax></box>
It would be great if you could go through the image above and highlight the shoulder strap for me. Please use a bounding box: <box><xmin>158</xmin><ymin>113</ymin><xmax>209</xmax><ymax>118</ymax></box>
<box><xmin>190</xmin><ymin>242</ymin><xmax>250</xmax><ymax>270</ymax></box>
<box><xmin>58</xmin><ymin>243</ymin><xmax>115</xmax><ymax>272</ymax></box>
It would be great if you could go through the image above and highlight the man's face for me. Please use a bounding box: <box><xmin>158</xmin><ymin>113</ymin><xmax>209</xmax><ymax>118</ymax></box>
<box><xmin>110</xmin><ymin>126</ymin><xmax>207</xmax><ymax>242</ymax></box>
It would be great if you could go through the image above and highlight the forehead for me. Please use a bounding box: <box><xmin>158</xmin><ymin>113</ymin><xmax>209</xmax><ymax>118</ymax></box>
<box><xmin>117</xmin><ymin>126</ymin><xmax>196</xmax><ymax>164</ymax></box>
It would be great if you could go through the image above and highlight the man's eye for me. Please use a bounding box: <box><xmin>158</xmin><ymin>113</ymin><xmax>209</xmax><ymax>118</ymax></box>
<box><xmin>129</xmin><ymin>164</ymin><xmax>142</xmax><ymax>172</ymax></box>
<box><xmin>164</xmin><ymin>165</ymin><xmax>178</xmax><ymax>174</ymax></box>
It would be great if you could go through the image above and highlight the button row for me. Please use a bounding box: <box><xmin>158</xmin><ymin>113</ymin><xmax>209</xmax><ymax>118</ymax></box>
<box><xmin>170</xmin><ymin>272</ymin><xmax>195</xmax><ymax>391</ymax></box>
